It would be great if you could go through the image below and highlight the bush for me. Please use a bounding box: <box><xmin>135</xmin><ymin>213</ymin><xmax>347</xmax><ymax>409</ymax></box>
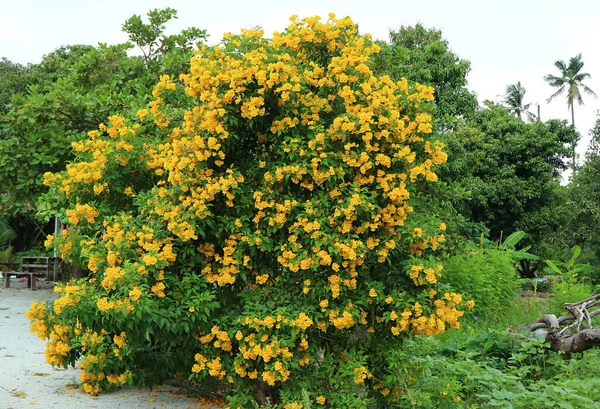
<box><xmin>385</xmin><ymin>329</ymin><xmax>600</xmax><ymax>408</ymax></box>
<box><xmin>441</xmin><ymin>248</ymin><xmax>520</xmax><ymax>321</ymax></box>
<box><xmin>29</xmin><ymin>14</ymin><xmax>470</xmax><ymax>408</ymax></box>
<box><xmin>0</xmin><ymin>244</ymin><xmax>13</xmax><ymax>269</ymax></box>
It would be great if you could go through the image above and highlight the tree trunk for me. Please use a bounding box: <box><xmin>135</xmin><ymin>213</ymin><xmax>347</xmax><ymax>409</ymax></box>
<box><xmin>571</xmin><ymin>104</ymin><xmax>577</xmax><ymax>175</ymax></box>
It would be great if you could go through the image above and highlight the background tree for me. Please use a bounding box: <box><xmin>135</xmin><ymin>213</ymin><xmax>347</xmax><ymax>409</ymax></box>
<box><xmin>503</xmin><ymin>81</ymin><xmax>536</xmax><ymax>121</ymax></box>
<box><xmin>0</xmin><ymin>58</ymin><xmax>33</xmax><ymax>114</ymax></box>
<box><xmin>544</xmin><ymin>113</ymin><xmax>600</xmax><ymax>276</ymax></box>
<box><xmin>441</xmin><ymin>106</ymin><xmax>573</xmax><ymax>261</ymax></box>
<box><xmin>545</xmin><ymin>54</ymin><xmax>597</xmax><ymax>172</ymax></box>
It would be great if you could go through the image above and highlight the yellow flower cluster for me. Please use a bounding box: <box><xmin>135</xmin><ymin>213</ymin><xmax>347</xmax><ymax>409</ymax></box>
<box><xmin>65</xmin><ymin>203</ymin><xmax>99</xmax><ymax>225</ymax></box>
<box><xmin>329</xmin><ymin>310</ymin><xmax>356</xmax><ymax>330</ymax></box>
<box><xmin>354</xmin><ymin>366</ymin><xmax>371</xmax><ymax>384</ymax></box>
<box><xmin>291</xmin><ymin>312</ymin><xmax>313</xmax><ymax>330</ymax></box>
<box><xmin>26</xmin><ymin>301</ymin><xmax>49</xmax><ymax>340</ymax></box>
<box><xmin>43</xmin><ymin>322</ymin><xmax>73</xmax><ymax>366</ymax></box>
<box><xmin>408</xmin><ymin>264</ymin><xmax>444</xmax><ymax>286</ymax></box>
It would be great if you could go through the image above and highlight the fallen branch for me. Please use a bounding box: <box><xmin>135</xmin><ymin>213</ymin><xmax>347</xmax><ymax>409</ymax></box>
<box><xmin>527</xmin><ymin>293</ymin><xmax>600</xmax><ymax>353</ymax></box>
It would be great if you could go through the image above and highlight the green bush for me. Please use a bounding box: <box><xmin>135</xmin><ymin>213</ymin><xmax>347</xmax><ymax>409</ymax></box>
<box><xmin>0</xmin><ymin>219</ymin><xmax>16</xmax><ymax>249</ymax></box>
<box><xmin>441</xmin><ymin>248</ymin><xmax>521</xmax><ymax>321</ymax></box>
<box><xmin>0</xmin><ymin>244</ymin><xmax>13</xmax><ymax>268</ymax></box>
<box><xmin>29</xmin><ymin>14</ymin><xmax>468</xmax><ymax>408</ymax></box>
<box><xmin>385</xmin><ymin>328</ymin><xmax>600</xmax><ymax>408</ymax></box>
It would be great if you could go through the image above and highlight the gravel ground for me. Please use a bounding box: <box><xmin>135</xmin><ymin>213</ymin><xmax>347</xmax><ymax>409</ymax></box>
<box><xmin>0</xmin><ymin>276</ymin><xmax>223</xmax><ymax>409</ymax></box>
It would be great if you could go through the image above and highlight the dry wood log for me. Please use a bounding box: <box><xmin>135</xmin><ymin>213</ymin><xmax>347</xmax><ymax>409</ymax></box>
<box><xmin>527</xmin><ymin>294</ymin><xmax>600</xmax><ymax>353</ymax></box>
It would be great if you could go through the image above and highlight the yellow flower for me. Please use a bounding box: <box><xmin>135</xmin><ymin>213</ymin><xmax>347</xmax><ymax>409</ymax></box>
<box><xmin>255</xmin><ymin>274</ymin><xmax>269</xmax><ymax>284</ymax></box>
<box><xmin>151</xmin><ymin>282</ymin><xmax>166</xmax><ymax>298</ymax></box>
<box><xmin>369</xmin><ymin>288</ymin><xmax>378</xmax><ymax>297</ymax></box>
<box><xmin>136</xmin><ymin>109</ymin><xmax>149</xmax><ymax>121</ymax></box>
<box><xmin>143</xmin><ymin>255</ymin><xmax>158</xmax><ymax>266</ymax></box>
<box><xmin>113</xmin><ymin>332</ymin><xmax>126</xmax><ymax>348</ymax></box>
<box><xmin>44</xmin><ymin>234</ymin><xmax>54</xmax><ymax>248</ymax></box>
<box><xmin>316</xmin><ymin>396</ymin><xmax>326</xmax><ymax>405</ymax></box>
<box><xmin>292</xmin><ymin>312</ymin><xmax>313</xmax><ymax>330</ymax></box>
<box><xmin>129</xmin><ymin>286</ymin><xmax>142</xmax><ymax>301</ymax></box>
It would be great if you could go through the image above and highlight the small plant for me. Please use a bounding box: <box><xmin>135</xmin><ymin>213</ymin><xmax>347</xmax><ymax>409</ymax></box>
<box><xmin>544</xmin><ymin>246</ymin><xmax>595</xmax><ymax>315</ymax></box>
<box><xmin>0</xmin><ymin>219</ymin><xmax>16</xmax><ymax>250</ymax></box>
<box><xmin>0</xmin><ymin>244</ymin><xmax>13</xmax><ymax>270</ymax></box>
<box><xmin>544</xmin><ymin>245</ymin><xmax>593</xmax><ymax>283</ymax></box>
<box><xmin>441</xmin><ymin>247</ymin><xmax>520</xmax><ymax>321</ymax></box>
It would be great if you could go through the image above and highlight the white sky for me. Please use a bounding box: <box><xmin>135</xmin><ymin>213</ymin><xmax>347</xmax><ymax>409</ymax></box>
<box><xmin>2</xmin><ymin>0</ymin><xmax>600</xmax><ymax>173</ymax></box>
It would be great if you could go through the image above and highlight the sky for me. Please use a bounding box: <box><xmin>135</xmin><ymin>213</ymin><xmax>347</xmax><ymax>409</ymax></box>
<box><xmin>2</xmin><ymin>0</ymin><xmax>600</xmax><ymax>176</ymax></box>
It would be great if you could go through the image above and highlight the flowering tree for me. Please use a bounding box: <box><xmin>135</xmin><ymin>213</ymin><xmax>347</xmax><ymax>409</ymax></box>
<box><xmin>29</xmin><ymin>14</ymin><xmax>471</xmax><ymax>408</ymax></box>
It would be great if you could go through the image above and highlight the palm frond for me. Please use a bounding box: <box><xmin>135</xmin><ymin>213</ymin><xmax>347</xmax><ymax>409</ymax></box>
<box><xmin>573</xmin><ymin>72</ymin><xmax>592</xmax><ymax>82</ymax></box>
<box><xmin>544</xmin><ymin>75</ymin><xmax>566</xmax><ymax>87</ymax></box>
<box><xmin>546</xmin><ymin>85</ymin><xmax>566</xmax><ymax>103</ymax></box>
<box><xmin>582</xmin><ymin>84</ymin><xmax>598</xmax><ymax>98</ymax></box>
<box><xmin>568</xmin><ymin>54</ymin><xmax>584</xmax><ymax>74</ymax></box>
<box><xmin>546</xmin><ymin>54</ymin><xmax>596</xmax><ymax>109</ymax></box>
<box><xmin>525</xmin><ymin>110</ymin><xmax>538</xmax><ymax>123</ymax></box>
<box><xmin>554</xmin><ymin>59</ymin><xmax>568</xmax><ymax>74</ymax></box>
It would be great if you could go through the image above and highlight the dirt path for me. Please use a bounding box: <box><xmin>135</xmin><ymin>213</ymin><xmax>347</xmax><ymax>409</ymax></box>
<box><xmin>0</xmin><ymin>278</ymin><xmax>222</xmax><ymax>409</ymax></box>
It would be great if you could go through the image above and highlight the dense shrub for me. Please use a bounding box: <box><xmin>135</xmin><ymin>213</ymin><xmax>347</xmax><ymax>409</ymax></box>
<box><xmin>441</xmin><ymin>249</ymin><xmax>520</xmax><ymax>320</ymax></box>
<box><xmin>28</xmin><ymin>14</ymin><xmax>471</xmax><ymax>408</ymax></box>
<box><xmin>386</xmin><ymin>329</ymin><xmax>600</xmax><ymax>408</ymax></box>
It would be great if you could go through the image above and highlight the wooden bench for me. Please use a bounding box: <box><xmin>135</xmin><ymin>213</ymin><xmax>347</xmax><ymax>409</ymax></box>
<box><xmin>3</xmin><ymin>257</ymin><xmax>59</xmax><ymax>290</ymax></box>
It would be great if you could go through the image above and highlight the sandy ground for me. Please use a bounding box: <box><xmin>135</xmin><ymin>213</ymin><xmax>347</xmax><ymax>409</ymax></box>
<box><xmin>0</xmin><ymin>276</ymin><xmax>223</xmax><ymax>409</ymax></box>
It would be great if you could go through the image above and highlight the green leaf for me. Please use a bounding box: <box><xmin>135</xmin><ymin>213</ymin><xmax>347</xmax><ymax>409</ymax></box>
<box><xmin>568</xmin><ymin>245</ymin><xmax>582</xmax><ymax>266</ymax></box>
<box><xmin>544</xmin><ymin>260</ymin><xmax>562</xmax><ymax>275</ymax></box>
<box><xmin>500</xmin><ymin>231</ymin><xmax>526</xmax><ymax>250</ymax></box>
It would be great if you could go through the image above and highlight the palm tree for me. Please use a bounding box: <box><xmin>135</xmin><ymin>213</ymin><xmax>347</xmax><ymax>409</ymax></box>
<box><xmin>545</xmin><ymin>54</ymin><xmax>597</xmax><ymax>172</ymax></box>
<box><xmin>503</xmin><ymin>82</ymin><xmax>536</xmax><ymax>121</ymax></box>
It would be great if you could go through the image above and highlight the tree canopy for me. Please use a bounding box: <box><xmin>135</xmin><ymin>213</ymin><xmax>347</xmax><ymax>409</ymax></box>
<box><xmin>442</xmin><ymin>106</ymin><xmax>573</xmax><ymax>245</ymax></box>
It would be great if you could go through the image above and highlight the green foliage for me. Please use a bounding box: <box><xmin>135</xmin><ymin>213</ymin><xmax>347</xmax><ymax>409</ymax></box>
<box><xmin>385</xmin><ymin>328</ymin><xmax>600</xmax><ymax>408</ymax></box>
<box><xmin>441</xmin><ymin>246</ymin><xmax>520</xmax><ymax>320</ymax></box>
<box><xmin>0</xmin><ymin>57</ymin><xmax>33</xmax><ymax>114</ymax></box>
<box><xmin>0</xmin><ymin>245</ymin><xmax>13</xmax><ymax>267</ymax></box>
<box><xmin>549</xmin><ymin>281</ymin><xmax>593</xmax><ymax>316</ymax></box>
<box><xmin>502</xmin><ymin>81</ymin><xmax>536</xmax><ymax>122</ymax></box>
<box><xmin>543</xmin><ymin>245</ymin><xmax>595</xmax><ymax>315</ymax></box>
<box><xmin>0</xmin><ymin>219</ymin><xmax>16</xmax><ymax>249</ymax></box>
<box><xmin>442</xmin><ymin>106</ymin><xmax>574</xmax><ymax>245</ymax></box>
<box><xmin>544</xmin><ymin>245</ymin><xmax>593</xmax><ymax>280</ymax></box>
<box><xmin>122</xmin><ymin>8</ymin><xmax>207</xmax><ymax>62</ymax></box>
<box><xmin>547</xmin><ymin>116</ymin><xmax>600</xmax><ymax>277</ymax></box>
